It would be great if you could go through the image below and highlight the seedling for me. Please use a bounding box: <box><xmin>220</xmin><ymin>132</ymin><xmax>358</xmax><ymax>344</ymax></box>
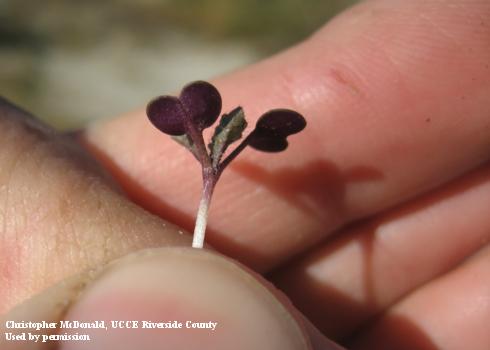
<box><xmin>146</xmin><ymin>81</ymin><xmax>306</xmax><ymax>248</ymax></box>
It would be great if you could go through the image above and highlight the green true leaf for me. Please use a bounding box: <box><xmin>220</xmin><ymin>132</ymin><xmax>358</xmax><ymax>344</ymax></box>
<box><xmin>209</xmin><ymin>106</ymin><xmax>248</xmax><ymax>168</ymax></box>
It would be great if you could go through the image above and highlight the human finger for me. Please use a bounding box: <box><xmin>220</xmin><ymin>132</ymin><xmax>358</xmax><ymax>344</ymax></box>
<box><xmin>0</xmin><ymin>97</ymin><xmax>189</xmax><ymax>313</ymax></box>
<box><xmin>0</xmin><ymin>247</ymin><xmax>334</xmax><ymax>350</ymax></box>
<box><xmin>81</xmin><ymin>1</ymin><xmax>490</xmax><ymax>272</ymax></box>
<box><xmin>272</xmin><ymin>161</ymin><xmax>490</xmax><ymax>339</ymax></box>
<box><xmin>348</xmin><ymin>243</ymin><xmax>490</xmax><ymax>350</ymax></box>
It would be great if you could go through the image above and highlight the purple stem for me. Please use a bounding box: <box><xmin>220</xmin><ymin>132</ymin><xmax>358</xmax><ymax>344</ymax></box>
<box><xmin>177</xmin><ymin>102</ymin><xmax>219</xmax><ymax>248</ymax></box>
<box><xmin>191</xmin><ymin>173</ymin><xmax>216</xmax><ymax>248</ymax></box>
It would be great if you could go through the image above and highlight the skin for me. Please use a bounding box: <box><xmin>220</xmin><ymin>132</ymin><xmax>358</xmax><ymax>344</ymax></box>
<box><xmin>1</xmin><ymin>0</ymin><xmax>490</xmax><ymax>349</ymax></box>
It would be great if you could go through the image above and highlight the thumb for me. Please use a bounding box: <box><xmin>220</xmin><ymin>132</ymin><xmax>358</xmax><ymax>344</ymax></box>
<box><xmin>1</xmin><ymin>247</ymin><xmax>341</xmax><ymax>350</ymax></box>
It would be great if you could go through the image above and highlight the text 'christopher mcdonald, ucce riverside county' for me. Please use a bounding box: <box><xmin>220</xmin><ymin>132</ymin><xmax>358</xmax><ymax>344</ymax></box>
<box><xmin>5</xmin><ymin>320</ymin><xmax>218</xmax><ymax>331</ymax></box>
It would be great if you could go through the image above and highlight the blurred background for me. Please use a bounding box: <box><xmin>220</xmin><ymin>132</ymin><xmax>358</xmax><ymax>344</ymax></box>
<box><xmin>0</xmin><ymin>0</ymin><xmax>356</xmax><ymax>129</ymax></box>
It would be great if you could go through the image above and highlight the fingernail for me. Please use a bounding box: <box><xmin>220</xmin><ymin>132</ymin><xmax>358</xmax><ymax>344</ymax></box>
<box><xmin>59</xmin><ymin>247</ymin><xmax>311</xmax><ymax>350</ymax></box>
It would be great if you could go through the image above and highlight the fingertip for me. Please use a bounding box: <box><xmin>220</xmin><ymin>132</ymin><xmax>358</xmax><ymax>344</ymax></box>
<box><xmin>2</xmin><ymin>247</ymin><xmax>315</xmax><ymax>350</ymax></box>
<box><xmin>60</xmin><ymin>247</ymin><xmax>310</xmax><ymax>349</ymax></box>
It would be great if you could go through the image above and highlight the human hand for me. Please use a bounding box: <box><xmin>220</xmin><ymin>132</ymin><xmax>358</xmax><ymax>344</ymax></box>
<box><xmin>2</xmin><ymin>1</ymin><xmax>490</xmax><ymax>349</ymax></box>
<box><xmin>0</xmin><ymin>97</ymin><xmax>334</xmax><ymax>349</ymax></box>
